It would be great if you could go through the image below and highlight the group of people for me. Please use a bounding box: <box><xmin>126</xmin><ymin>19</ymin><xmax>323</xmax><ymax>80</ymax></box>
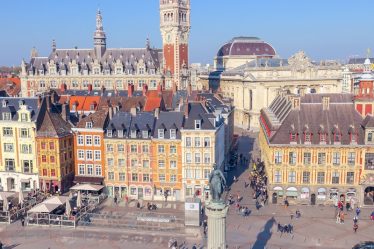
<box><xmin>249</xmin><ymin>160</ymin><xmax>268</xmax><ymax>209</ymax></box>
<box><xmin>277</xmin><ymin>223</ymin><xmax>293</xmax><ymax>234</ymax></box>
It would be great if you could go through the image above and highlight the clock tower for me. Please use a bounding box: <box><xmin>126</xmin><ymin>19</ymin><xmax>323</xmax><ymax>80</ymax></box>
<box><xmin>160</xmin><ymin>0</ymin><xmax>190</xmax><ymax>89</ymax></box>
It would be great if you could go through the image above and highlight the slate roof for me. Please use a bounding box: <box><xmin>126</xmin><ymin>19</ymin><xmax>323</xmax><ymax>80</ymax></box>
<box><xmin>154</xmin><ymin>112</ymin><xmax>184</xmax><ymax>139</ymax></box>
<box><xmin>261</xmin><ymin>93</ymin><xmax>365</xmax><ymax>145</ymax></box>
<box><xmin>37</xmin><ymin>102</ymin><xmax>71</xmax><ymax>137</ymax></box>
<box><xmin>184</xmin><ymin>102</ymin><xmax>217</xmax><ymax>130</ymax></box>
<box><xmin>0</xmin><ymin>97</ymin><xmax>41</xmax><ymax>122</ymax></box>
<box><xmin>76</xmin><ymin>109</ymin><xmax>108</xmax><ymax>129</ymax></box>
<box><xmin>362</xmin><ymin>115</ymin><xmax>374</xmax><ymax>128</ymax></box>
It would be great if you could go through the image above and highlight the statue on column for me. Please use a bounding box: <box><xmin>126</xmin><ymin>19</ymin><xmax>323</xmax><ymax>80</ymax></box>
<box><xmin>209</xmin><ymin>166</ymin><xmax>226</xmax><ymax>202</ymax></box>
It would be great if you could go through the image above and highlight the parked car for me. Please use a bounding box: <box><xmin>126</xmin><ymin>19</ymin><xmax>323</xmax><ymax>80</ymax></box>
<box><xmin>352</xmin><ymin>241</ymin><xmax>374</xmax><ymax>249</ymax></box>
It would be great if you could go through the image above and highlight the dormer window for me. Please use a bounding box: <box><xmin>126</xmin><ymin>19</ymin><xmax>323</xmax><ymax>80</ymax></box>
<box><xmin>2</xmin><ymin>100</ymin><xmax>7</xmax><ymax>107</ymax></box>
<box><xmin>304</xmin><ymin>133</ymin><xmax>311</xmax><ymax>143</ymax></box>
<box><xmin>290</xmin><ymin>133</ymin><xmax>297</xmax><ymax>143</ymax></box>
<box><xmin>138</xmin><ymin>67</ymin><xmax>145</xmax><ymax>74</ymax></box>
<box><xmin>116</xmin><ymin>67</ymin><xmax>122</xmax><ymax>74</ymax></box>
<box><xmin>118</xmin><ymin>130</ymin><xmax>123</xmax><ymax>138</ymax></box>
<box><xmin>158</xmin><ymin>129</ymin><xmax>164</xmax><ymax>139</ymax></box>
<box><xmin>86</xmin><ymin>122</ymin><xmax>93</xmax><ymax>128</ymax></box>
<box><xmin>195</xmin><ymin>120</ymin><xmax>201</xmax><ymax>130</ymax></box>
<box><xmin>72</xmin><ymin>104</ymin><xmax>77</xmax><ymax>111</ymax></box>
<box><xmin>71</xmin><ymin>67</ymin><xmax>78</xmax><ymax>75</ymax></box>
<box><xmin>131</xmin><ymin>130</ymin><xmax>137</xmax><ymax>138</ymax></box>
<box><xmin>170</xmin><ymin>129</ymin><xmax>176</xmax><ymax>139</ymax></box>
<box><xmin>320</xmin><ymin>133</ymin><xmax>326</xmax><ymax>143</ymax></box>
<box><xmin>90</xmin><ymin>104</ymin><xmax>95</xmax><ymax>111</ymax></box>
<box><xmin>351</xmin><ymin>133</ymin><xmax>357</xmax><ymax>143</ymax></box>
<box><xmin>2</xmin><ymin>113</ymin><xmax>11</xmax><ymax>120</ymax></box>
<box><xmin>142</xmin><ymin>131</ymin><xmax>148</xmax><ymax>139</ymax></box>
<box><xmin>334</xmin><ymin>132</ymin><xmax>341</xmax><ymax>143</ymax></box>
<box><xmin>107</xmin><ymin>130</ymin><xmax>112</xmax><ymax>137</ymax></box>
<box><xmin>368</xmin><ymin>132</ymin><xmax>373</xmax><ymax>142</ymax></box>
<box><xmin>93</xmin><ymin>68</ymin><xmax>100</xmax><ymax>75</ymax></box>
<box><xmin>21</xmin><ymin>113</ymin><xmax>28</xmax><ymax>122</ymax></box>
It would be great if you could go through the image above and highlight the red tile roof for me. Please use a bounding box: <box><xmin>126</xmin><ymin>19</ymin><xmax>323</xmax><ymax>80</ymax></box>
<box><xmin>0</xmin><ymin>77</ymin><xmax>21</xmax><ymax>96</ymax></box>
<box><xmin>69</xmin><ymin>96</ymin><xmax>101</xmax><ymax>112</ymax></box>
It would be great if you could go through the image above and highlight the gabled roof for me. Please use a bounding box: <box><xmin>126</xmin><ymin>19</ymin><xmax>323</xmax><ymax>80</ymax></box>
<box><xmin>76</xmin><ymin>109</ymin><xmax>108</xmax><ymax>129</ymax></box>
<box><xmin>37</xmin><ymin>103</ymin><xmax>71</xmax><ymax>137</ymax></box>
<box><xmin>154</xmin><ymin>111</ymin><xmax>184</xmax><ymax>139</ymax></box>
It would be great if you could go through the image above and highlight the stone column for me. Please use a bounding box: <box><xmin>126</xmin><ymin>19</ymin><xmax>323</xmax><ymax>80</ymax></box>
<box><xmin>206</xmin><ymin>201</ymin><xmax>229</xmax><ymax>249</ymax></box>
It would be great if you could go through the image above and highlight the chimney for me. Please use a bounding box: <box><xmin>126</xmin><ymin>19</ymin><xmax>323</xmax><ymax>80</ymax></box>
<box><xmin>130</xmin><ymin>107</ymin><xmax>137</xmax><ymax>116</ymax></box>
<box><xmin>184</xmin><ymin>100</ymin><xmax>189</xmax><ymax>118</ymax></box>
<box><xmin>37</xmin><ymin>95</ymin><xmax>42</xmax><ymax>109</ymax></box>
<box><xmin>322</xmin><ymin>96</ymin><xmax>330</xmax><ymax>111</ymax></box>
<box><xmin>178</xmin><ymin>97</ymin><xmax>184</xmax><ymax>111</ymax></box>
<box><xmin>155</xmin><ymin>107</ymin><xmax>160</xmax><ymax>119</ymax></box>
<box><xmin>109</xmin><ymin>106</ymin><xmax>113</xmax><ymax>120</ymax></box>
<box><xmin>88</xmin><ymin>84</ymin><xmax>93</xmax><ymax>93</ymax></box>
<box><xmin>128</xmin><ymin>84</ymin><xmax>134</xmax><ymax>97</ymax></box>
<box><xmin>142</xmin><ymin>84</ymin><xmax>148</xmax><ymax>96</ymax></box>
<box><xmin>299</xmin><ymin>88</ymin><xmax>306</xmax><ymax>97</ymax></box>
<box><xmin>292</xmin><ymin>96</ymin><xmax>301</xmax><ymax>110</ymax></box>
<box><xmin>61</xmin><ymin>102</ymin><xmax>70</xmax><ymax>122</ymax></box>
<box><xmin>187</xmin><ymin>83</ymin><xmax>192</xmax><ymax>96</ymax></box>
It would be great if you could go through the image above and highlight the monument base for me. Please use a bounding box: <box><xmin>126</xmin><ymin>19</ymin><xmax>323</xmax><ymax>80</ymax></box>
<box><xmin>206</xmin><ymin>201</ymin><xmax>229</xmax><ymax>249</ymax></box>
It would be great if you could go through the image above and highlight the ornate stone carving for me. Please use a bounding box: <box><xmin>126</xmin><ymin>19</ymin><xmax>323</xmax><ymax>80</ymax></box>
<box><xmin>288</xmin><ymin>51</ymin><xmax>313</xmax><ymax>72</ymax></box>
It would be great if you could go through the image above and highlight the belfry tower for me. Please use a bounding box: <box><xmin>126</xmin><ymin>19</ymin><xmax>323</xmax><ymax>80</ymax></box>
<box><xmin>160</xmin><ymin>0</ymin><xmax>190</xmax><ymax>89</ymax></box>
<box><xmin>94</xmin><ymin>9</ymin><xmax>106</xmax><ymax>60</ymax></box>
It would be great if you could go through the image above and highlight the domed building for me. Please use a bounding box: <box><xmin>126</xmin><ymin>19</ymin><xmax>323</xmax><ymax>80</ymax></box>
<box><xmin>214</xmin><ymin>37</ymin><xmax>277</xmax><ymax>71</ymax></box>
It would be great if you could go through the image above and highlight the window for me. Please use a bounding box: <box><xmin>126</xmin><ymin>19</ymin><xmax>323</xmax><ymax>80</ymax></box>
<box><xmin>318</xmin><ymin>153</ymin><xmax>326</xmax><ymax>165</ymax></box>
<box><xmin>332</xmin><ymin>172</ymin><xmax>340</xmax><ymax>184</ymax></box>
<box><xmin>5</xmin><ymin>159</ymin><xmax>15</xmax><ymax>171</ymax></box>
<box><xmin>334</xmin><ymin>133</ymin><xmax>341</xmax><ymax>143</ymax></box>
<box><xmin>86</xmin><ymin>150</ymin><xmax>93</xmax><ymax>160</ymax></box>
<box><xmin>41</xmin><ymin>142</ymin><xmax>46</xmax><ymax>150</ymax></box>
<box><xmin>289</xmin><ymin>152</ymin><xmax>296</xmax><ymax>165</ymax></box>
<box><xmin>2</xmin><ymin>113</ymin><xmax>11</xmax><ymax>120</ymax></box>
<box><xmin>158</xmin><ymin>160</ymin><xmax>165</xmax><ymax>168</ymax></box>
<box><xmin>317</xmin><ymin>172</ymin><xmax>325</xmax><ymax>184</ymax></box>
<box><xmin>288</xmin><ymin>171</ymin><xmax>296</xmax><ymax>183</ymax></box>
<box><xmin>78</xmin><ymin>135</ymin><xmax>84</xmax><ymax>145</ymax></box>
<box><xmin>94</xmin><ymin>136</ymin><xmax>100</xmax><ymax>146</ymax></box>
<box><xmin>131</xmin><ymin>144</ymin><xmax>137</xmax><ymax>153</ymax></box>
<box><xmin>186</xmin><ymin>169</ymin><xmax>192</xmax><ymax>178</ymax></box>
<box><xmin>186</xmin><ymin>153</ymin><xmax>192</xmax><ymax>163</ymax></box>
<box><xmin>204</xmin><ymin>169</ymin><xmax>210</xmax><ymax>179</ymax></box>
<box><xmin>170</xmin><ymin>160</ymin><xmax>177</xmax><ymax>168</ymax></box>
<box><xmin>4</xmin><ymin>143</ymin><xmax>14</xmax><ymax>152</ymax></box>
<box><xmin>170</xmin><ymin>129</ymin><xmax>176</xmax><ymax>139</ymax></box>
<box><xmin>346</xmin><ymin>172</ymin><xmax>354</xmax><ymax>184</ymax></box>
<box><xmin>305</xmin><ymin>133</ymin><xmax>311</xmax><ymax>143</ymax></box>
<box><xmin>290</xmin><ymin>133</ymin><xmax>297</xmax><ymax>142</ymax></box>
<box><xmin>78</xmin><ymin>150</ymin><xmax>85</xmax><ymax>160</ymax></box>
<box><xmin>158</xmin><ymin>145</ymin><xmax>165</xmax><ymax>153</ymax></box>
<box><xmin>21</xmin><ymin>113</ymin><xmax>28</xmax><ymax>122</ymax></box>
<box><xmin>158</xmin><ymin>129</ymin><xmax>164</xmax><ymax>139</ymax></box>
<box><xmin>130</xmin><ymin>187</ymin><xmax>137</xmax><ymax>195</ymax></box>
<box><xmin>3</xmin><ymin>127</ymin><xmax>13</xmax><ymax>137</ymax></box>
<box><xmin>106</xmin><ymin>144</ymin><xmax>114</xmax><ymax>152</ymax></box>
<box><xmin>320</xmin><ymin>133</ymin><xmax>326</xmax><ymax>143</ymax></box>
<box><xmin>108</xmin><ymin>172</ymin><xmax>114</xmax><ymax>180</ymax></box>
<box><xmin>159</xmin><ymin>174</ymin><xmax>166</xmax><ymax>182</ymax></box>
<box><xmin>170</xmin><ymin>175</ymin><xmax>177</xmax><ymax>182</ymax></box>
<box><xmin>107</xmin><ymin>158</ymin><xmax>114</xmax><ymax>166</ymax></box>
<box><xmin>21</xmin><ymin>144</ymin><xmax>32</xmax><ymax>154</ymax></box>
<box><xmin>204</xmin><ymin>137</ymin><xmax>211</xmax><ymax>147</ymax></box>
<box><xmin>118</xmin><ymin>130</ymin><xmax>124</xmax><ymax>138</ymax></box>
<box><xmin>107</xmin><ymin>130</ymin><xmax>112</xmax><ymax>137</ymax></box>
<box><xmin>368</xmin><ymin>132</ymin><xmax>373</xmax><ymax>142</ymax></box>
<box><xmin>204</xmin><ymin>153</ymin><xmax>211</xmax><ymax>164</ymax></box>
<box><xmin>95</xmin><ymin>165</ymin><xmax>102</xmax><ymax>176</ymax></box>
<box><xmin>195</xmin><ymin>120</ymin><xmax>201</xmax><ymax>129</ymax></box>
<box><xmin>303</xmin><ymin>152</ymin><xmax>311</xmax><ymax>165</ymax></box>
<box><xmin>142</xmin><ymin>131</ymin><xmax>148</xmax><ymax>139</ymax></box>
<box><xmin>142</xmin><ymin>145</ymin><xmax>149</xmax><ymax>153</ymax></box>
<box><xmin>195</xmin><ymin>137</ymin><xmax>201</xmax><ymax>147</ymax></box>
<box><xmin>119</xmin><ymin>173</ymin><xmax>126</xmax><ymax>181</ymax></box>
<box><xmin>348</xmin><ymin>152</ymin><xmax>355</xmax><ymax>165</ymax></box>
<box><xmin>195</xmin><ymin>153</ymin><xmax>201</xmax><ymax>164</ymax></box>
<box><xmin>86</xmin><ymin>122</ymin><xmax>93</xmax><ymax>128</ymax></box>
<box><xmin>143</xmin><ymin>174</ymin><xmax>150</xmax><ymax>182</ymax></box>
<box><xmin>94</xmin><ymin>150</ymin><xmax>101</xmax><ymax>161</ymax></box>
<box><xmin>274</xmin><ymin>171</ymin><xmax>282</xmax><ymax>183</ymax></box>
<box><xmin>131</xmin><ymin>159</ymin><xmax>137</xmax><ymax>168</ymax></box>
<box><xmin>42</xmin><ymin>169</ymin><xmax>48</xmax><ymax>176</ymax></box>
<box><xmin>131</xmin><ymin>173</ymin><xmax>138</xmax><ymax>181</ymax></box>
<box><xmin>150</xmin><ymin>80</ymin><xmax>157</xmax><ymax>88</ymax></box>
<box><xmin>87</xmin><ymin>165</ymin><xmax>93</xmax><ymax>175</ymax></box>
<box><xmin>139</xmin><ymin>67</ymin><xmax>145</xmax><ymax>75</ymax></box>
<box><xmin>50</xmin><ymin>156</ymin><xmax>55</xmax><ymax>163</ymax></box>
<box><xmin>275</xmin><ymin>151</ymin><xmax>282</xmax><ymax>164</ymax></box>
<box><xmin>49</xmin><ymin>142</ymin><xmax>54</xmax><ymax>150</ymax></box>
<box><xmin>195</xmin><ymin>169</ymin><xmax>201</xmax><ymax>179</ymax></box>
<box><xmin>143</xmin><ymin>160</ymin><xmax>150</xmax><ymax>168</ymax></box>
<box><xmin>85</xmin><ymin>136</ymin><xmax>92</xmax><ymax>145</ymax></box>
<box><xmin>79</xmin><ymin>164</ymin><xmax>85</xmax><ymax>175</ymax></box>
<box><xmin>170</xmin><ymin>145</ymin><xmax>177</xmax><ymax>154</ymax></box>
<box><xmin>118</xmin><ymin>159</ymin><xmax>125</xmax><ymax>167</ymax></box>
<box><xmin>22</xmin><ymin>160</ymin><xmax>33</xmax><ymax>173</ymax></box>
<box><xmin>332</xmin><ymin>152</ymin><xmax>340</xmax><ymax>165</ymax></box>
<box><xmin>20</xmin><ymin>128</ymin><xmax>29</xmax><ymax>138</ymax></box>
<box><xmin>117</xmin><ymin>144</ymin><xmax>124</xmax><ymax>152</ymax></box>
<box><xmin>42</xmin><ymin>155</ymin><xmax>47</xmax><ymax>163</ymax></box>
<box><xmin>303</xmin><ymin>172</ymin><xmax>310</xmax><ymax>184</ymax></box>
<box><xmin>186</xmin><ymin>137</ymin><xmax>191</xmax><ymax>147</ymax></box>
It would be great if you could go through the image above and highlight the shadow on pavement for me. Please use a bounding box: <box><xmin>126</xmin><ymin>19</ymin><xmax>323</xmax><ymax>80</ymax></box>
<box><xmin>252</xmin><ymin>217</ymin><xmax>275</xmax><ymax>249</ymax></box>
<box><xmin>5</xmin><ymin>244</ymin><xmax>20</xmax><ymax>249</ymax></box>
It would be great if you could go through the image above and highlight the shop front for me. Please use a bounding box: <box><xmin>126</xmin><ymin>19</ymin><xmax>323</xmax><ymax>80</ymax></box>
<box><xmin>317</xmin><ymin>188</ymin><xmax>327</xmax><ymax>201</ymax></box>
<box><xmin>285</xmin><ymin>187</ymin><xmax>298</xmax><ymax>199</ymax></box>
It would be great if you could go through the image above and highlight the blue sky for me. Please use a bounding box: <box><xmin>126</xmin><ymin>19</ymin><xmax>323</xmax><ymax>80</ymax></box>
<box><xmin>0</xmin><ymin>0</ymin><xmax>373</xmax><ymax>66</ymax></box>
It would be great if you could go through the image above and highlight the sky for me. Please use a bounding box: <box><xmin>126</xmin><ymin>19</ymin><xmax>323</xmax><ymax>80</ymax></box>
<box><xmin>0</xmin><ymin>0</ymin><xmax>373</xmax><ymax>66</ymax></box>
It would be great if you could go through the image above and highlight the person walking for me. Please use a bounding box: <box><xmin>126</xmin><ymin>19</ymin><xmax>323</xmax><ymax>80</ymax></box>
<box><xmin>114</xmin><ymin>196</ymin><xmax>117</xmax><ymax>205</ymax></box>
<box><xmin>356</xmin><ymin>207</ymin><xmax>361</xmax><ymax>217</ymax></box>
<box><xmin>21</xmin><ymin>216</ymin><xmax>25</xmax><ymax>227</ymax></box>
<box><xmin>340</xmin><ymin>211</ymin><xmax>345</xmax><ymax>224</ymax></box>
<box><xmin>353</xmin><ymin>215</ymin><xmax>358</xmax><ymax>225</ymax></box>
<box><xmin>353</xmin><ymin>223</ymin><xmax>358</xmax><ymax>233</ymax></box>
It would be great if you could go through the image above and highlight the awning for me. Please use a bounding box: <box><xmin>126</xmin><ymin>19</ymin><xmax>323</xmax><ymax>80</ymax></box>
<box><xmin>347</xmin><ymin>188</ymin><xmax>356</xmax><ymax>192</ymax></box>
<box><xmin>28</xmin><ymin>203</ymin><xmax>60</xmax><ymax>213</ymax></box>
<box><xmin>286</xmin><ymin>187</ymin><xmax>297</xmax><ymax>192</ymax></box>
<box><xmin>330</xmin><ymin>188</ymin><xmax>339</xmax><ymax>193</ymax></box>
<box><xmin>301</xmin><ymin>187</ymin><xmax>309</xmax><ymax>193</ymax></box>
<box><xmin>317</xmin><ymin>188</ymin><xmax>326</xmax><ymax>193</ymax></box>
<box><xmin>20</xmin><ymin>179</ymin><xmax>31</xmax><ymax>183</ymax></box>
<box><xmin>286</xmin><ymin>191</ymin><xmax>298</xmax><ymax>197</ymax></box>
<box><xmin>273</xmin><ymin>186</ymin><xmax>283</xmax><ymax>191</ymax></box>
<box><xmin>70</xmin><ymin>183</ymin><xmax>104</xmax><ymax>192</ymax></box>
<box><xmin>43</xmin><ymin>196</ymin><xmax>69</xmax><ymax>205</ymax></box>
<box><xmin>74</xmin><ymin>176</ymin><xmax>104</xmax><ymax>185</ymax></box>
<box><xmin>0</xmin><ymin>192</ymin><xmax>15</xmax><ymax>201</ymax></box>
